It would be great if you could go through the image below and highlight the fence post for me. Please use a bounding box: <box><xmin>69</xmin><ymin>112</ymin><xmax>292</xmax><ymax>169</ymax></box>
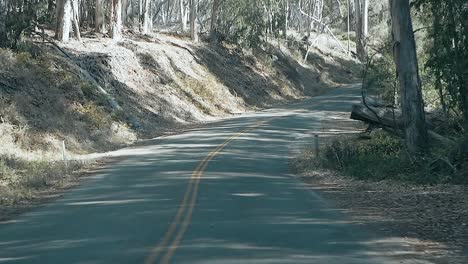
<box><xmin>62</xmin><ymin>140</ymin><xmax>68</xmax><ymax>171</ymax></box>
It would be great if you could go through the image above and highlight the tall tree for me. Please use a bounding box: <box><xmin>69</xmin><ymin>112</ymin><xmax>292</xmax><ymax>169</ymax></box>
<box><xmin>0</xmin><ymin>0</ymin><xmax>6</xmax><ymax>47</ymax></box>
<box><xmin>110</xmin><ymin>0</ymin><xmax>123</xmax><ymax>40</ymax></box>
<box><xmin>95</xmin><ymin>0</ymin><xmax>105</xmax><ymax>33</ymax></box>
<box><xmin>346</xmin><ymin>0</ymin><xmax>350</xmax><ymax>53</ymax></box>
<box><xmin>142</xmin><ymin>0</ymin><xmax>152</xmax><ymax>33</ymax></box>
<box><xmin>71</xmin><ymin>0</ymin><xmax>82</xmax><ymax>41</ymax></box>
<box><xmin>56</xmin><ymin>0</ymin><xmax>73</xmax><ymax>41</ymax></box>
<box><xmin>180</xmin><ymin>0</ymin><xmax>188</xmax><ymax>32</ymax></box>
<box><xmin>390</xmin><ymin>0</ymin><xmax>428</xmax><ymax>153</ymax></box>
<box><xmin>189</xmin><ymin>0</ymin><xmax>198</xmax><ymax>41</ymax></box>
<box><xmin>210</xmin><ymin>0</ymin><xmax>221</xmax><ymax>41</ymax></box>
<box><xmin>354</xmin><ymin>0</ymin><xmax>368</xmax><ymax>60</ymax></box>
<box><xmin>283</xmin><ymin>0</ymin><xmax>289</xmax><ymax>38</ymax></box>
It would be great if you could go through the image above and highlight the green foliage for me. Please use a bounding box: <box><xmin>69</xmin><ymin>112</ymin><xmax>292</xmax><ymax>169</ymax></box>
<box><xmin>79</xmin><ymin>103</ymin><xmax>112</xmax><ymax>129</ymax></box>
<box><xmin>414</xmin><ymin>0</ymin><xmax>468</xmax><ymax>123</ymax></box>
<box><xmin>218</xmin><ymin>0</ymin><xmax>287</xmax><ymax>48</ymax></box>
<box><xmin>2</xmin><ymin>0</ymin><xmax>52</xmax><ymax>48</ymax></box>
<box><xmin>364</xmin><ymin>43</ymin><xmax>396</xmax><ymax>104</ymax></box>
<box><xmin>303</xmin><ymin>132</ymin><xmax>468</xmax><ymax>185</ymax></box>
<box><xmin>320</xmin><ymin>133</ymin><xmax>413</xmax><ymax>181</ymax></box>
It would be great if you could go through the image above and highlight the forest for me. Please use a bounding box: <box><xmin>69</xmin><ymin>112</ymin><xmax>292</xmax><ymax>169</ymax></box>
<box><xmin>0</xmin><ymin>0</ymin><xmax>467</xmax><ymax>262</ymax></box>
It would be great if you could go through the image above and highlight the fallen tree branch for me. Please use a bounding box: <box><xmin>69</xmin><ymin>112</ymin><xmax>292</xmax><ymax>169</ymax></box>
<box><xmin>351</xmin><ymin>104</ymin><xmax>455</xmax><ymax>146</ymax></box>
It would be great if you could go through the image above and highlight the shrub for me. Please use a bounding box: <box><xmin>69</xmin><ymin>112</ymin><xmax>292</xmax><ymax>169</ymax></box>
<box><xmin>320</xmin><ymin>132</ymin><xmax>415</xmax><ymax>181</ymax></box>
<box><xmin>298</xmin><ymin>131</ymin><xmax>468</xmax><ymax>185</ymax></box>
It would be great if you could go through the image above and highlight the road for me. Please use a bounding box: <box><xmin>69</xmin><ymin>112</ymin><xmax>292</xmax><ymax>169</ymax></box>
<box><xmin>0</xmin><ymin>85</ymin><xmax>429</xmax><ymax>264</ymax></box>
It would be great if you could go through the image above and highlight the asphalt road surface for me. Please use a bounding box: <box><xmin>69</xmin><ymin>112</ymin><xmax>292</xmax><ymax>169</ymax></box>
<box><xmin>0</xmin><ymin>85</ymin><xmax>432</xmax><ymax>264</ymax></box>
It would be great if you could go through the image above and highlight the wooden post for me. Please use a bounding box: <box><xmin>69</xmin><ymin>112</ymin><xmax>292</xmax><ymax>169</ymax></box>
<box><xmin>62</xmin><ymin>140</ymin><xmax>68</xmax><ymax>171</ymax></box>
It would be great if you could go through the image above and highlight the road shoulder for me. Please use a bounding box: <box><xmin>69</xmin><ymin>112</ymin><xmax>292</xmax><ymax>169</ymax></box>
<box><xmin>298</xmin><ymin>169</ymin><xmax>468</xmax><ymax>264</ymax></box>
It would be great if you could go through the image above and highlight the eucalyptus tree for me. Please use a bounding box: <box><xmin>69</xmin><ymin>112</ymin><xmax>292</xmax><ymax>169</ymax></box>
<box><xmin>190</xmin><ymin>0</ymin><xmax>198</xmax><ymax>41</ymax></box>
<box><xmin>389</xmin><ymin>0</ymin><xmax>428</xmax><ymax>153</ymax></box>
<box><xmin>110</xmin><ymin>0</ymin><xmax>123</xmax><ymax>40</ymax></box>
<box><xmin>0</xmin><ymin>0</ymin><xmax>7</xmax><ymax>46</ymax></box>
<box><xmin>354</xmin><ymin>0</ymin><xmax>368</xmax><ymax>60</ymax></box>
<box><xmin>56</xmin><ymin>0</ymin><xmax>73</xmax><ymax>41</ymax></box>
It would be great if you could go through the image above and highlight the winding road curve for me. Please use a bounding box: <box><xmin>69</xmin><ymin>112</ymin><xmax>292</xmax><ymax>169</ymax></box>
<box><xmin>0</xmin><ymin>85</ymin><xmax>431</xmax><ymax>264</ymax></box>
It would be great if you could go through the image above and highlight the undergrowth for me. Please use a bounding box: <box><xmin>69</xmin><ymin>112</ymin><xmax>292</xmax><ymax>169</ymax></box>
<box><xmin>0</xmin><ymin>155</ymin><xmax>88</xmax><ymax>205</ymax></box>
<box><xmin>294</xmin><ymin>131</ymin><xmax>468</xmax><ymax>185</ymax></box>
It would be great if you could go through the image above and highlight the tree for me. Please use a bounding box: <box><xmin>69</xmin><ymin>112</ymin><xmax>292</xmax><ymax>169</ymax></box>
<box><xmin>210</xmin><ymin>0</ymin><xmax>221</xmax><ymax>41</ymax></box>
<box><xmin>283</xmin><ymin>0</ymin><xmax>289</xmax><ymax>38</ymax></box>
<box><xmin>354</xmin><ymin>0</ymin><xmax>368</xmax><ymax>60</ymax></box>
<box><xmin>56</xmin><ymin>0</ymin><xmax>73</xmax><ymax>41</ymax></box>
<box><xmin>0</xmin><ymin>0</ymin><xmax>6</xmax><ymax>47</ymax></box>
<box><xmin>110</xmin><ymin>0</ymin><xmax>123</xmax><ymax>40</ymax></box>
<box><xmin>95</xmin><ymin>0</ymin><xmax>105</xmax><ymax>33</ymax></box>
<box><xmin>389</xmin><ymin>0</ymin><xmax>428</xmax><ymax>153</ymax></box>
<box><xmin>189</xmin><ymin>0</ymin><xmax>198</xmax><ymax>41</ymax></box>
<box><xmin>71</xmin><ymin>0</ymin><xmax>82</xmax><ymax>41</ymax></box>
<box><xmin>180</xmin><ymin>0</ymin><xmax>188</xmax><ymax>32</ymax></box>
<box><xmin>142</xmin><ymin>0</ymin><xmax>152</xmax><ymax>33</ymax></box>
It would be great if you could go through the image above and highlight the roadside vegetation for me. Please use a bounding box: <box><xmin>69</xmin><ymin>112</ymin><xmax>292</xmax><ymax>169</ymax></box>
<box><xmin>292</xmin><ymin>2</ymin><xmax>467</xmax><ymax>260</ymax></box>
<box><xmin>295</xmin><ymin>132</ymin><xmax>468</xmax><ymax>185</ymax></box>
<box><xmin>296</xmin><ymin>0</ymin><xmax>468</xmax><ymax>186</ymax></box>
<box><xmin>0</xmin><ymin>0</ymin><xmax>361</xmax><ymax>208</ymax></box>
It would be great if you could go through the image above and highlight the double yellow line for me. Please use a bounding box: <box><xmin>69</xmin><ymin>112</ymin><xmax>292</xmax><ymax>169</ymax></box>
<box><xmin>145</xmin><ymin>120</ymin><xmax>269</xmax><ymax>264</ymax></box>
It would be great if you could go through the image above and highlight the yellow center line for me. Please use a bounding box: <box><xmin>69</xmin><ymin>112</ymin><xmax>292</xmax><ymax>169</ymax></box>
<box><xmin>145</xmin><ymin>120</ymin><xmax>270</xmax><ymax>264</ymax></box>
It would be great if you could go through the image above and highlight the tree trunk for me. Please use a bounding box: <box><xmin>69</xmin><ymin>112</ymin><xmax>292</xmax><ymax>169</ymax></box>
<box><xmin>354</xmin><ymin>0</ymin><xmax>366</xmax><ymax>60</ymax></box>
<box><xmin>87</xmin><ymin>0</ymin><xmax>94</xmax><ymax>28</ymax></box>
<box><xmin>56</xmin><ymin>0</ymin><xmax>72</xmax><ymax>42</ymax></box>
<box><xmin>95</xmin><ymin>0</ymin><xmax>105</xmax><ymax>33</ymax></box>
<box><xmin>362</xmin><ymin>0</ymin><xmax>368</xmax><ymax>39</ymax></box>
<box><xmin>71</xmin><ymin>0</ymin><xmax>82</xmax><ymax>41</ymax></box>
<box><xmin>210</xmin><ymin>0</ymin><xmax>220</xmax><ymax>41</ymax></box>
<box><xmin>122</xmin><ymin>0</ymin><xmax>128</xmax><ymax>25</ymax></box>
<box><xmin>283</xmin><ymin>0</ymin><xmax>289</xmax><ymax>39</ymax></box>
<box><xmin>189</xmin><ymin>0</ymin><xmax>198</xmax><ymax>41</ymax></box>
<box><xmin>307</xmin><ymin>0</ymin><xmax>312</xmax><ymax>38</ymax></box>
<box><xmin>110</xmin><ymin>0</ymin><xmax>123</xmax><ymax>40</ymax></box>
<box><xmin>389</xmin><ymin>0</ymin><xmax>428</xmax><ymax>153</ymax></box>
<box><xmin>142</xmin><ymin>0</ymin><xmax>151</xmax><ymax>33</ymax></box>
<box><xmin>346</xmin><ymin>0</ymin><xmax>350</xmax><ymax>53</ymax></box>
<box><xmin>0</xmin><ymin>0</ymin><xmax>7</xmax><ymax>47</ymax></box>
<box><xmin>180</xmin><ymin>0</ymin><xmax>188</xmax><ymax>32</ymax></box>
<box><xmin>48</xmin><ymin>0</ymin><xmax>55</xmax><ymax>17</ymax></box>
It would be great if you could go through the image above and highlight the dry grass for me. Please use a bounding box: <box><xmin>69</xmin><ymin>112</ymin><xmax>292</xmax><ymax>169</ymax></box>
<box><xmin>0</xmin><ymin>155</ymin><xmax>93</xmax><ymax>206</ymax></box>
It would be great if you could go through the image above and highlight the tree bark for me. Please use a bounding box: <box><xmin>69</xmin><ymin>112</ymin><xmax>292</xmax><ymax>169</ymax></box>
<box><xmin>189</xmin><ymin>0</ymin><xmax>198</xmax><ymax>41</ymax></box>
<box><xmin>0</xmin><ymin>0</ymin><xmax>7</xmax><ymax>47</ymax></box>
<box><xmin>346</xmin><ymin>0</ymin><xmax>350</xmax><ymax>53</ymax></box>
<box><xmin>142</xmin><ymin>0</ymin><xmax>152</xmax><ymax>33</ymax></box>
<box><xmin>122</xmin><ymin>0</ymin><xmax>128</xmax><ymax>25</ymax></box>
<box><xmin>389</xmin><ymin>0</ymin><xmax>428</xmax><ymax>153</ymax></box>
<box><xmin>110</xmin><ymin>0</ymin><xmax>123</xmax><ymax>40</ymax></box>
<box><xmin>180</xmin><ymin>0</ymin><xmax>188</xmax><ymax>32</ymax></box>
<box><xmin>95</xmin><ymin>0</ymin><xmax>105</xmax><ymax>33</ymax></box>
<box><xmin>56</xmin><ymin>0</ymin><xmax>72</xmax><ymax>42</ymax></box>
<box><xmin>283</xmin><ymin>0</ymin><xmax>289</xmax><ymax>39</ymax></box>
<box><xmin>71</xmin><ymin>0</ymin><xmax>82</xmax><ymax>41</ymax></box>
<box><xmin>210</xmin><ymin>0</ymin><xmax>220</xmax><ymax>41</ymax></box>
<box><xmin>354</xmin><ymin>0</ymin><xmax>366</xmax><ymax>60</ymax></box>
<box><xmin>362</xmin><ymin>0</ymin><xmax>368</xmax><ymax>39</ymax></box>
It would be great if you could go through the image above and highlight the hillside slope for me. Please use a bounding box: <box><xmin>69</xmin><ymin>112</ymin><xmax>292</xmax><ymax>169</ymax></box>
<box><xmin>0</xmin><ymin>32</ymin><xmax>359</xmax><ymax>206</ymax></box>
